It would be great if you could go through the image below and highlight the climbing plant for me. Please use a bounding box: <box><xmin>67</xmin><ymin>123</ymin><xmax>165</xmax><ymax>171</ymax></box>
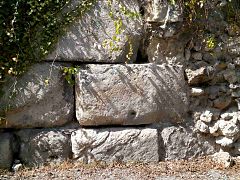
<box><xmin>0</xmin><ymin>0</ymin><xmax>96</xmax><ymax>90</ymax></box>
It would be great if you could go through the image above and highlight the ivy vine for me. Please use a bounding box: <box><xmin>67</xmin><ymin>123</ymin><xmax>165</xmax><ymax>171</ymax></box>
<box><xmin>0</xmin><ymin>0</ymin><xmax>96</xmax><ymax>90</ymax></box>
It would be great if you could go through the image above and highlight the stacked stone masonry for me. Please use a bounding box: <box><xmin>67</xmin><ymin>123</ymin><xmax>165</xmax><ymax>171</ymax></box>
<box><xmin>0</xmin><ymin>0</ymin><xmax>240</xmax><ymax>169</ymax></box>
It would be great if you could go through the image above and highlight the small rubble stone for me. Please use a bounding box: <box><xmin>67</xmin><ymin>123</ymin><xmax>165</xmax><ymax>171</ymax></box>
<box><xmin>223</xmin><ymin>69</ymin><xmax>237</xmax><ymax>84</ymax></box>
<box><xmin>190</xmin><ymin>87</ymin><xmax>205</xmax><ymax>96</ymax></box>
<box><xmin>212</xmin><ymin>151</ymin><xmax>233</xmax><ymax>168</ymax></box>
<box><xmin>218</xmin><ymin>120</ymin><xmax>239</xmax><ymax>137</ymax></box>
<box><xmin>200</xmin><ymin>110</ymin><xmax>213</xmax><ymax>123</ymax></box>
<box><xmin>209</xmin><ymin>122</ymin><xmax>220</xmax><ymax>136</ymax></box>
<box><xmin>12</xmin><ymin>163</ymin><xmax>23</xmax><ymax>172</ymax></box>
<box><xmin>185</xmin><ymin>66</ymin><xmax>215</xmax><ymax>85</ymax></box>
<box><xmin>195</xmin><ymin>120</ymin><xmax>209</xmax><ymax>133</ymax></box>
<box><xmin>216</xmin><ymin>136</ymin><xmax>235</xmax><ymax>147</ymax></box>
<box><xmin>192</xmin><ymin>52</ymin><xmax>203</xmax><ymax>60</ymax></box>
<box><xmin>213</xmin><ymin>96</ymin><xmax>232</xmax><ymax>110</ymax></box>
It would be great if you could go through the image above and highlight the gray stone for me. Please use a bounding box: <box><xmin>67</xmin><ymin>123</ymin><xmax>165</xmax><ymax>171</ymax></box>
<box><xmin>216</xmin><ymin>136</ymin><xmax>235</xmax><ymax>147</ymax></box>
<box><xmin>17</xmin><ymin>128</ymin><xmax>73</xmax><ymax>166</ymax></box>
<box><xmin>200</xmin><ymin>110</ymin><xmax>213</xmax><ymax>123</ymax></box>
<box><xmin>146</xmin><ymin>0</ymin><xmax>183</xmax><ymax>25</ymax></box>
<box><xmin>195</xmin><ymin>120</ymin><xmax>209</xmax><ymax>133</ymax></box>
<box><xmin>147</xmin><ymin>34</ymin><xmax>190</xmax><ymax>65</ymax></box>
<box><xmin>0</xmin><ymin>63</ymin><xmax>74</xmax><ymax>128</ymax></box>
<box><xmin>75</xmin><ymin>64</ymin><xmax>189</xmax><ymax>126</ymax></box>
<box><xmin>212</xmin><ymin>151</ymin><xmax>233</xmax><ymax>168</ymax></box>
<box><xmin>192</xmin><ymin>52</ymin><xmax>203</xmax><ymax>60</ymax></box>
<box><xmin>12</xmin><ymin>163</ymin><xmax>23</xmax><ymax>172</ymax></box>
<box><xmin>233</xmin><ymin>140</ymin><xmax>240</xmax><ymax>155</ymax></box>
<box><xmin>233</xmin><ymin>57</ymin><xmax>240</xmax><ymax>66</ymax></box>
<box><xmin>226</xmin><ymin>36</ymin><xmax>240</xmax><ymax>56</ymax></box>
<box><xmin>46</xmin><ymin>0</ymin><xmax>142</xmax><ymax>63</ymax></box>
<box><xmin>0</xmin><ymin>133</ymin><xmax>15</xmax><ymax>169</ymax></box>
<box><xmin>190</xmin><ymin>87</ymin><xmax>205</xmax><ymax>96</ymax></box>
<box><xmin>223</xmin><ymin>69</ymin><xmax>237</xmax><ymax>84</ymax></box>
<box><xmin>71</xmin><ymin>127</ymin><xmax>159</xmax><ymax>163</ymax></box>
<box><xmin>160</xmin><ymin>126</ymin><xmax>218</xmax><ymax>160</ymax></box>
<box><xmin>185</xmin><ymin>67</ymin><xmax>214</xmax><ymax>85</ymax></box>
<box><xmin>213</xmin><ymin>96</ymin><xmax>232</xmax><ymax>110</ymax></box>
<box><xmin>218</xmin><ymin>120</ymin><xmax>239</xmax><ymax>137</ymax></box>
<box><xmin>209</xmin><ymin>121</ymin><xmax>220</xmax><ymax>136</ymax></box>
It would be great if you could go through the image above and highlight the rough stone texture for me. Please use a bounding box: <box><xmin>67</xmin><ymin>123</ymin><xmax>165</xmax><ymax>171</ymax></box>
<box><xmin>226</xmin><ymin>36</ymin><xmax>240</xmax><ymax>57</ymax></box>
<box><xmin>0</xmin><ymin>63</ymin><xmax>74</xmax><ymax>128</ymax></box>
<box><xmin>190</xmin><ymin>87</ymin><xmax>205</xmax><ymax>96</ymax></box>
<box><xmin>0</xmin><ymin>133</ymin><xmax>15</xmax><ymax>169</ymax></box>
<box><xmin>147</xmin><ymin>33</ymin><xmax>190</xmax><ymax>65</ymax></box>
<box><xmin>212</xmin><ymin>151</ymin><xmax>233</xmax><ymax>168</ymax></box>
<box><xmin>185</xmin><ymin>66</ymin><xmax>215</xmax><ymax>85</ymax></box>
<box><xmin>46</xmin><ymin>0</ymin><xmax>142</xmax><ymax>63</ymax></box>
<box><xmin>145</xmin><ymin>0</ymin><xmax>183</xmax><ymax>25</ymax></box>
<box><xmin>16</xmin><ymin>128</ymin><xmax>73</xmax><ymax>166</ymax></box>
<box><xmin>75</xmin><ymin>64</ymin><xmax>189</xmax><ymax>126</ymax></box>
<box><xmin>71</xmin><ymin>127</ymin><xmax>159</xmax><ymax>163</ymax></box>
<box><xmin>160</xmin><ymin>125</ymin><xmax>219</xmax><ymax>160</ymax></box>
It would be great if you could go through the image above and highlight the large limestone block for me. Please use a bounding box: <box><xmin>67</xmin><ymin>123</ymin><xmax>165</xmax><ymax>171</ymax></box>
<box><xmin>160</xmin><ymin>125</ymin><xmax>219</xmax><ymax>160</ymax></box>
<box><xmin>71</xmin><ymin>127</ymin><xmax>159</xmax><ymax>163</ymax></box>
<box><xmin>0</xmin><ymin>133</ymin><xmax>15</xmax><ymax>169</ymax></box>
<box><xmin>75</xmin><ymin>64</ymin><xmax>189</xmax><ymax>126</ymax></box>
<box><xmin>16</xmin><ymin>128</ymin><xmax>73</xmax><ymax>166</ymax></box>
<box><xmin>0</xmin><ymin>63</ymin><xmax>74</xmax><ymax>128</ymax></box>
<box><xmin>46</xmin><ymin>0</ymin><xmax>142</xmax><ymax>63</ymax></box>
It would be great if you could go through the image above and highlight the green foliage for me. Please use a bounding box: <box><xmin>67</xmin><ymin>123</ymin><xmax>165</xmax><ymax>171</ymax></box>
<box><xmin>205</xmin><ymin>36</ymin><xmax>216</xmax><ymax>50</ymax></box>
<box><xmin>103</xmin><ymin>0</ymin><xmax>141</xmax><ymax>63</ymax></box>
<box><xmin>0</xmin><ymin>0</ymin><xmax>96</xmax><ymax>88</ymax></box>
<box><xmin>62</xmin><ymin>66</ymin><xmax>78</xmax><ymax>85</ymax></box>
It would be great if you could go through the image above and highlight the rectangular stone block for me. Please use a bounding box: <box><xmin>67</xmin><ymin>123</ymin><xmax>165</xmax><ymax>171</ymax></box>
<box><xmin>75</xmin><ymin>64</ymin><xmax>189</xmax><ymax>126</ymax></box>
<box><xmin>16</xmin><ymin>128</ymin><xmax>75</xmax><ymax>166</ymax></box>
<box><xmin>71</xmin><ymin>127</ymin><xmax>159</xmax><ymax>163</ymax></box>
<box><xmin>0</xmin><ymin>63</ymin><xmax>74</xmax><ymax>128</ymax></box>
<box><xmin>46</xmin><ymin>0</ymin><xmax>142</xmax><ymax>63</ymax></box>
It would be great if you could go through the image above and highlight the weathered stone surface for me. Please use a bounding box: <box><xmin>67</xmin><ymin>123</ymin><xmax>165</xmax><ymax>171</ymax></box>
<box><xmin>160</xmin><ymin>126</ymin><xmax>218</xmax><ymax>160</ymax></box>
<box><xmin>0</xmin><ymin>133</ymin><xmax>15</xmax><ymax>169</ymax></box>
<box><xmin>146</xmin><ymin>0</ymin><xmax>183</xmax><ymax>25</ymax></box>
<box><xmin>212</xmin><ymin>151</ymin><xmax>233</xmax><ymax>168</ymax></box>
<box><xmin>147</xmin><ymin>34</ymin><xmax>190</xmax><ymax>65</ymax></box>
<box><xmin>71</xmin><ymin>127</ymin><xmax>159</xmax><ymax>163</ymax></box>
<box><xmin>46</xmin><ymin>0</ymin><xmax>142</xmax><ymax>63</ymax></box>
<box><xmin>213</xmin><ymin>96</ymin><xmax>232</xmax><ymax>110</ymax></box>
<box><xmin>185</xmin><ymin>67</ymin><xmax>215</xmax><ymax>85</ymax></box>
<box><xmin>190</xmin><ymin>87</ymin><xmax>205</xmax><ymax>96</ymax></box>
<box><xmin>200</xmin><ymin>110</ymin><xmax>214</xmax><ymax>123</ymax></box>
<box><xmin>226</xmin><ymin>36</ymin><xmax>240</xmax><ymax>56</ymax></box>
<box><xmin>216</xmin><ymin>136</ymin><xmax>235</xmax><ymax>147</ymax></box>
<box><xmin>223</xmin><ymin>69</ymin><xmax>238</xmax><ymax>84</ymax></box>
<box><xmin>75</xmin><ymin>64</ymin><xmax>189</xmax><ymax>126</ymax></box>
<box><xmin>218</xmin><ymin>120</ymin><xmax>239</xmax><ymax>137</ymax></box>
<box><xmin>0</xmin><ymin>63</ymin><xmax>74</xmax><ymax>128</ymax></box>
<box><xmin>192</xmin><ymin>52</ymin><xmax>203</xmax><ymax>60</ymax></box>
<box><xmin>195</xmin><ymin>120</ymin><xmax>209</xmax><ymax>133</ymax></box>
<box><xmin>16</xmin><ymin>128</ymin><xmax>73</xmax><ymax>166</ymax></box>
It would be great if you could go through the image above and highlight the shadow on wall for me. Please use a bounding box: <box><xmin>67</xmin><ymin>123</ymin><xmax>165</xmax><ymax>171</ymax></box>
<box><xmin>76</xmin><ymin>64</ymin><xmax>189</xmax><ymax>126</ymax></box>
<box><xmin>46</xmin><ymin>0</ymin><xmax>142</xmax><ymax>63</ymax></box>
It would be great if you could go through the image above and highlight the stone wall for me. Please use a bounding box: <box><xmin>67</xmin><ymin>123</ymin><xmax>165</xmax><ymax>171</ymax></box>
<box><xmin>0</xmin><ymin>0</ymin><xmax>240</xmax><ymax>169</ymax></box>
